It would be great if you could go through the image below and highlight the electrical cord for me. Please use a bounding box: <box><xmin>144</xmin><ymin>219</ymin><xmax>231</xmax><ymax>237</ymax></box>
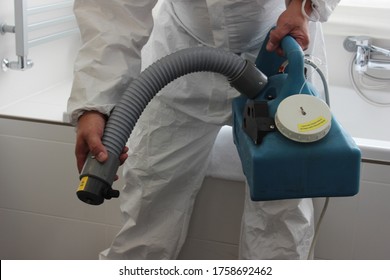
<box><xmin>304</xmin><ymin>58</ymin><xmax>331</xmax><ymax>259</ymax></box>
<box><xmin>278</xmin><ymin>56</ymin><xmax>330</xmax><ymax>105</ymax></box>
<box><xmin>304</xmin><ymin>57</ymin><xmax>330</xmax><ymax>105</ymax></box>
<box><xmin>307</xmin><ymin>197</ymin><xmax>330</xmax><ymax>260</ymax></box>
<box><xmin>300</xmin><ymin>57</ymin><xmax>331</xmax><ymax>260</ymax></box>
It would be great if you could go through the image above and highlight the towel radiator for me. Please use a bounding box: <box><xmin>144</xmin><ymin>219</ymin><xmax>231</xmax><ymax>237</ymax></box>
<box><xmin>1</xmin><ymin>0</ymin><xmax>78</xmax><ymax>71</ymax></box>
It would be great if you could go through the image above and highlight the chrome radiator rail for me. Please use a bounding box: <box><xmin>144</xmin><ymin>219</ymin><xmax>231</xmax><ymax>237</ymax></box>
<box><xmin>1</xmin><ymin>0</ymin><xmax>78</xmax><ymax>71</ymax></box>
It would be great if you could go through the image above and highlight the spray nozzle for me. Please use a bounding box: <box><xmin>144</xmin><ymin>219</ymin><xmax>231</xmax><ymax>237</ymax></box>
<box><xmin>76</xmin><ymin>152</ymin><xmax>120</xmax><ymax>205</ymax></box>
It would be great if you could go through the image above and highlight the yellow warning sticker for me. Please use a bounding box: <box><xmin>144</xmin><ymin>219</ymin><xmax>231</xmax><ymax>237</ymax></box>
<box><xmin>78</xmin><ymin>176</ymin><xmax>88</xmax><ymax>192</ymax></box>
<box><xmin>298</xmin><ymin>116</ymin><xmax>328</xmax><ymax>132</ymax></box>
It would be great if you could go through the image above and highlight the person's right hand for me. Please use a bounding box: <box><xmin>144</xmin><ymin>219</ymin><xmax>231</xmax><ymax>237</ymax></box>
<box><xmin>75</xmin><ymin>111</ymin><xmax>128</xmax><ymax>174</ymax></box>
<box><xmin>266</xmin><ymin>0</ymin><xmax>311</xmax><ymax>56</ymax></box>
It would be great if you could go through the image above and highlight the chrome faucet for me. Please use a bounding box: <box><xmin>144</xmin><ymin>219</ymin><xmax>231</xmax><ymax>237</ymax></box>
<box><xmin>344</xmin><ymin>36</ymin><xmax>390</xmax><ymax>73</ymax></box>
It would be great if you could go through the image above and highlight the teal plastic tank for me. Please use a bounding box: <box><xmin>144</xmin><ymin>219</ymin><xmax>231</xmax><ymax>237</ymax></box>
<box><xmin>232</xmin><ymin>36</ymin><xmax>361</xmax><ymax>201</ymax></box>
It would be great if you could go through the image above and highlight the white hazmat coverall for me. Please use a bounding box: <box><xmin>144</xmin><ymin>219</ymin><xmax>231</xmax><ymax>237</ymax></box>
<box><xmin>68</xmin><ymin>0</ymin><xmax>340</xmax><ymax>259</ymax></box>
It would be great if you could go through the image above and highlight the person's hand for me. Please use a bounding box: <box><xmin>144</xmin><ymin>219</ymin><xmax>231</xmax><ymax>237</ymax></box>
<box><xmin>75</xmin><ymin>111</ymin><xmax>128</xmax><ymax>176</ymax></box>
<box><xmin>266</xmin><ymin>0</ymin><xmax>312</xmax><ymax>56</ymax></box>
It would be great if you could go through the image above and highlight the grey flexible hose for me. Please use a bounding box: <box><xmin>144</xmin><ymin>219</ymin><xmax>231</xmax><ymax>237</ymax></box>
<box><xmin>77</xmin><ymin>46</ymin><xmax>267</xmax><ymax>205</ymax></box>
<box><xmin>103</xmin><ymin>47</ymin><xmax>253</xmax><ymax>157</ymax></box>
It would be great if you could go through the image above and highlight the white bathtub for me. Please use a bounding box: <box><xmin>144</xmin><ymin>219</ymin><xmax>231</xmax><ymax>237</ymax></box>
<box><xmin>329</xmin><ymin>85</ymin><xmax>390</xmax><ymax>165</ymax></box>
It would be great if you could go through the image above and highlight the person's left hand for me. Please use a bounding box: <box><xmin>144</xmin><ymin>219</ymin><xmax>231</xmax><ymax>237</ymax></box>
<box><xmin>266</xmin><ymin>0</ymin><xmax>312</xmax><ymax>56</ymax></box>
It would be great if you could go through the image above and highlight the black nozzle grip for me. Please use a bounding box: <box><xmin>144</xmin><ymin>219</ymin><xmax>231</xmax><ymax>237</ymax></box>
<box><xmin>76</xmin><ymin>152</ymin><xmax>120</xmax><ymax>205</ymax></box>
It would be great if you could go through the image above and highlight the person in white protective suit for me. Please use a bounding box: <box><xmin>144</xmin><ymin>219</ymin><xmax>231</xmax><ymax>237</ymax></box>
<box><xmin>68</xmin><ymin>0</ymin><xmax>340</xmax><ymax>259</ymax></box>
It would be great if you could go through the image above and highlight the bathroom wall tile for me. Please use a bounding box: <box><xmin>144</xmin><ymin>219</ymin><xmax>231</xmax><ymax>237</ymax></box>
<box><xmin>0</xmin><ymin>118</ymin><xmax>75</xmax><ymax>143</ymax></box>
<box><xmin>186</xmin><ymin>177</ymin><xmax>245</xmax><ymax>245</ymax></box>
<box><xmin>352</xmin><ymin>181</ymin><xmax>390</xmax><ymax>259</ymax></box>
<box><xmin>314</xmin><ymin>177</ymin><xmax>390</xmax><ymax>260</ymax></box>
<box><xmin>104</xmin><ymin>225</ymin><xmax>122</xmax><ymax>250</ymax></box>
<box><xmin>360</xmin><ymin>162</ymin><xmax>390</xmax><ymax>185</ymax></box>
<box><xmin>0</xmin><ymin>208</ymin><xmax>112</xmax><ymax>260</ymax></box>
<box><xmin>178</xmin><ymin>237</ymin><xmax>239</xmax><ymax>260</ymax></box>
<box><xmin>0</xmin><ymin>130</ymin><xmax>122</xmax><ymax>226</ymax></box>
<box><xmin>313</xmin><ymin>195</ymin><xmax>359</xmax><ymax>259</ymax></box>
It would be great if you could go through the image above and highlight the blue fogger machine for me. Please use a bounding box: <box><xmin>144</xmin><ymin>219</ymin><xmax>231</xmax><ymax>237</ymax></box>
<box><xmin>76</xmin><ymin>35</ymin><xmax>361</xmax><ymax>205</ymax></box>
<box><xmin>232</xmin><ymin>36</ymin><xmax>361</xmax><ymax>201</ymax></box>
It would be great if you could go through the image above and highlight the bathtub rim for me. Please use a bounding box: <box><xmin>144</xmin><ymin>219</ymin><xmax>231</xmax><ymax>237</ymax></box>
<box><xmin>354</xmin><ymin>137</ymin><xmax>390</xmax><ymax>165</ymax></box>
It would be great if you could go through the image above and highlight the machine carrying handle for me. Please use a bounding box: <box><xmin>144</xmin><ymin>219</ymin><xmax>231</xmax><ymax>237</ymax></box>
<box><xmin>280</xmin><ymin>35</ymin><xmax>307</xmax><ymax>93</ymax></box>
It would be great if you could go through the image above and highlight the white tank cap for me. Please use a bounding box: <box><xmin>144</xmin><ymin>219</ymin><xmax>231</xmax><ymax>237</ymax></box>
<box><xmin>275</xmin><ymin>94</ymin><xmax>332</xmax><ymax>143</ymax></box>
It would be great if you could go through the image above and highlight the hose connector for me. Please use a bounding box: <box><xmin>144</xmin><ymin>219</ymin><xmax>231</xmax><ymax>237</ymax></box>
<box><xmin>229</xmin><ymin>60</ymin><xmax>268</xmax><ymax>99</ymax></box>
<box><xmin>76</xmin><ymin>152</ymin><xmax>120</xmax><ymax>205</ymax></box>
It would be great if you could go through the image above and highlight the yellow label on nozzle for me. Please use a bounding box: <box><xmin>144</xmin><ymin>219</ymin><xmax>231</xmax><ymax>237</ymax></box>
<box><xmin>78</xmin><ymin>176</ymin><xmax>88</xmax><ymax>192</ymax></box>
